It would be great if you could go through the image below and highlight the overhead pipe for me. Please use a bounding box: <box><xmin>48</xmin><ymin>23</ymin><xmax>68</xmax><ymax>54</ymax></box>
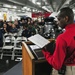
<box><xmin>7</xmin><ymin>0</ymin><xmax>47</xmax><ymax>12</ymax></box>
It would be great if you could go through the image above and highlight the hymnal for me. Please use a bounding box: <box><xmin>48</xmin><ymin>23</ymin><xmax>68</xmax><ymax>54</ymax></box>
<box><xmin>28</xmin><ymin>34</ymin><xmax>50</xmax><ymax>48</ymax></box>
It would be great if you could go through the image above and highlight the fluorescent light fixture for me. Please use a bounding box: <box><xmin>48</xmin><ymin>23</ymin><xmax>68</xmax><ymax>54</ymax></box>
<box><xmin>73</xmin><ymin>9</ymin><xmax>75</xmax><ymax>14</ymax></box>
<box><xmin>42</xmin><ymin>6</ymin><xmax>50</xmax><ymax>12</ymax></box>
<box><xmin>32</xmin><ymin>9</ymin><xmax>38</xmax><ymax>12</ymax></box>
<box><xmin>73</xmin><ymin>9</ymin><xmax>75</xmax><ymax>12</ymax></box>
<box><xmin>33</xmin><ymin>9</ymin><xmax>36</xmax><ymax>12</ymax></box>
<box><xmin>11</xmin><ymin>9</ymin><xmax>16</xmax><ymax>11</ymax></box>
<box><xmin>3</xmin><ymin>4</ymin><xmax>17</xmax><ymax>9</ymax></box>
<box><xmin>23</xmin><ymin>6</ymin><xmax>27</xmax><ymax>9</ymax></box>
<box><xmin>22</xmin><ymin>10</ymin><xmax>25</xmax><ymax>12</ymax></box>
<box><xmin>37</xmin><ymin>10</ymin><xmax>41</xmax><ymax>12</ymax></box>
<box><xmin>17</xmin><ymin>10</ymin><xmax>21</xmax><ymax>12</ymax></box>
<box><xmin>13</xmin><ymin>6</ymin><xmax>17</xmax><ymax>9</ymax></box>
<box><xmin>0</xmin><ymin>8</ymin><xmax>8</xmax><ymax>11</ymax></box>
<box><xmin>49</xmin><ymin>12</ymin><xmax>58</xmax><ymax>18</ymax></box>
<box><xmin>26</xmin><ymin>8</ymin><xmax>30</xmax><ymax>11</ymax></box>
<box><xmin>3</xmin><ymin>4</ymin><xmax>11</xmax><ymax>8</ymax></box>
<box><xmin>22</xmin><ymin>7</ymin><xmax>31</xmax><ymax>11</ymax></box>
<box><xmin>36</xmin><ymin>2</ymin><xmax>41</xmax><ymax>5</ymax></box>
<box><xmin>32</xmin><ymin>0</ymin><xmax>36</xmax><ymax>4</ymax></box>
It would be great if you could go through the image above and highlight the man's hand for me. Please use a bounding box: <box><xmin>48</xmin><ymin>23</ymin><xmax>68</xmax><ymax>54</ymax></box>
<box><xmin>45</xmin><ymin>40</ymin><xmax>55</xmax><ymax>54</ymax></box>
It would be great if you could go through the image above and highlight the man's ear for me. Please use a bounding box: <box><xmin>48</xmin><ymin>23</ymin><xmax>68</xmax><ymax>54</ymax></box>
<box><xmin>65</xmin><ymin>16</ymin><xmax>68</xmax><ymax>22</ymax></box>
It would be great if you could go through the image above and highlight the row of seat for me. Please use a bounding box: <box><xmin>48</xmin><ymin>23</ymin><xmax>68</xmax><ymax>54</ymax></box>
<box><xmin>0</xmin><ymin>33</ymin><xmax>27</xmax><ymax>60</ymax></box>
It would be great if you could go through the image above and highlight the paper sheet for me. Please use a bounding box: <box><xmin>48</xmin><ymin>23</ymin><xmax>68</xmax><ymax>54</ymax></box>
<box><xmin>28</xmin><ymin>34</ymin><xmax>50</xmax><ymax>48</ymax></box>
<box><xmin>29</xmin><ymin>45</ymin><xmax>40</xmax><ymax>50</ymax></box>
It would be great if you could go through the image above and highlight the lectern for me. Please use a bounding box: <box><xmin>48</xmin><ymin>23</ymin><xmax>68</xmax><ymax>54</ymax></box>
<box><xmin>22</xmin><ymin>41</ymin><xmax>53</xmax><ymax>75</ymax></box>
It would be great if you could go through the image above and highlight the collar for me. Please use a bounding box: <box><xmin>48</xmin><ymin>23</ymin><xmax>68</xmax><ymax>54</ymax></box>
<box><xmin>65</xmin><ymin>23</ymin><xmax>75</xmax><ymax>30</ymax></box>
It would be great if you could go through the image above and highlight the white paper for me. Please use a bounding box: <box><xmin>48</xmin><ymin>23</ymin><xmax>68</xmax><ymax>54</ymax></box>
<box><xmin>29</xmin><ymin>45</ymin><xmax>40</xmax><ymax>50</ymax></box>
<box><xmin>28</xmin><ymin>34</ymin><xmax>50</xmax><ymax>48</ymax></box>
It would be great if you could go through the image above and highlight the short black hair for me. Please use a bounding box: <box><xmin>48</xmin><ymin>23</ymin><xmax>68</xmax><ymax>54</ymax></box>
<box><xmin>58</xmin><ymin>7</ymin><xmax>74</xmax><ymax>22</ymax></box>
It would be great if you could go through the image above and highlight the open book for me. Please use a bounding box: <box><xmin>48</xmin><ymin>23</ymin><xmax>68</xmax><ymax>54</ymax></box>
<box><xmin>28</xmin><ymin>34</ymin><xmax>50</xmax><ymax>48</ymax></box>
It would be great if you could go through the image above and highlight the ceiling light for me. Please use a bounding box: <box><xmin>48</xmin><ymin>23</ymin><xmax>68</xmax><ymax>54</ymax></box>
<box><xmin>0</xmin><ymin>8</ymin><xmax>8</xmax><ymax>11</ymax></box>
<box><xmin>17</xmin><ymin>10</ymin><xmax>21</xmax><ymax>12</ymax></box>
<box><xmin>73</xmin><ymin>9</ymin><xmax>75</xmax><ymax>13</ymax></box>
<box><xmin>13</xmin><ymin>6</ymin><xmax>17</xmax><ymax>9</ymax></box>
<box><xmin>26</xmin><ymin>8</ymin><xmax>30</xmax><ymax>11</ymax></box>
<box><xmin>33</xmin><ymin>9</ymin><xmax>36</xmax><ymax>12</ymax></box>
<box><xmin>3</xmin><ymin>4</ymin><xmax>11</xmax><ymax>8</ymax></box>
<box><xmin>32</xmin><ymin>0</ymin><xmax>36</xmax><ymax>4</ymax></box>
<box><xmin>23</xmin><ymin>7</ymin><xmax>27</xmax><ymax>9</ymax></box>
<box><xmin>22</xmin><ymin>11</ymin><xmax>25</xmax><ymax>12</ymax></box>
<box><xmin>36</xmin><ymin>2</ymin><xmax>41</xmax><ymax>5</ymax></box>
<box><xmin>42</xmin><ymin>6</ymin><xmax>50</xmax><ymax>12</ymax></box>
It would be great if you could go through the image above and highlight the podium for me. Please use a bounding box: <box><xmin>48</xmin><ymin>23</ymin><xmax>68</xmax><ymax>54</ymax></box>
<box><xmin>22</xmin><ymin>40</ymin><xmax>54</xmax><ymax>75</ymax></box>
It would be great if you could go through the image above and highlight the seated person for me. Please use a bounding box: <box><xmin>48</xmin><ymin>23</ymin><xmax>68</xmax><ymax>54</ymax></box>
<box><xmin>7</xmin><ymin>21</ymin><xmax>12</xmax><ymax>33</ymax></box>
<box><xmin>28</xmin><ymin>24</ymin><xmax>36</xmax><ymax>36</ymax></box>
<box><xmin>10</xmin><ymin>24</ymin><xmax>18</xmax><ymax>33</ymax></box>
<box><xmin>14</xmin><ymin>19</ymin><xmax>20</xmax><ymax>29</ymax></box>
<box><xmin>21</xmin><ymin>25</ymin><xmax>29</xmax><ymax>38</ymax></box>
<box><xmin>0</xmin><ymin>26</ymin><xmax>3</xmax><ymax>47</ymax></box>
<box><xmin>1</xmin><ymin>23</ymin><xmax>8</xmax><ymax>34</ymax></box>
